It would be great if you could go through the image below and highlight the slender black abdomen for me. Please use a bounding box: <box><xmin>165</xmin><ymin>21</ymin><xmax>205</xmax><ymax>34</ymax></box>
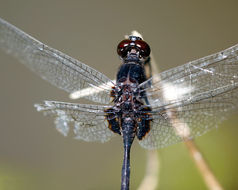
<box><xmin>121</xmin><ymin>118</ymin><xmax>136</xmax><ymax>190</ymax></box>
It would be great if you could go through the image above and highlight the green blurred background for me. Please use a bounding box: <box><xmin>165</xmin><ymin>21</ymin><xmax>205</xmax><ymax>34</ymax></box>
<box><xmin>0</xmin><ymin>0</ymin><xmax>238</xmax><ymax>189</ymax></box>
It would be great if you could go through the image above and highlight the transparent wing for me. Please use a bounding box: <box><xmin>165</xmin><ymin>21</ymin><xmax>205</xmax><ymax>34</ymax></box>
<box><xmin>0</xmin><ymin>18</ymin><xmax>113</xmax><ymax>104</ymax></box>
<box><xmin>139</xmin><ymin>44</ymin><xmax>238</xmax><ymax>149</ymax></box>
<box><xmin>34</xmin><ymin>101</ymin><xmax>114</xmax><ymax>142</ymax></box>
<box><xmin>139</xmin><ymin>44</ymin><xmax>238</xmax><ymax>109</ymax></box>
<box><xmin>139</xmin><ymin>89</ymin><xmax>237</xmax><ymax>149</ymax></box>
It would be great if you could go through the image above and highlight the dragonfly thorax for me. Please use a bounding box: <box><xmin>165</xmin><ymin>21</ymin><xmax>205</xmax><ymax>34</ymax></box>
<box><xmin>105</xmin><ymin>71</ymin><xmax>152</xmax><ymax>140</ymax></box>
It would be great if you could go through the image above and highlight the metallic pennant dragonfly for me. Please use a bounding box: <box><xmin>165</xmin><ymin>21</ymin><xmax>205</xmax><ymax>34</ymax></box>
<box><xmin>1</xmin><ymin>18</ymin><xmax>238</xmax><ymax>190</ymax></box>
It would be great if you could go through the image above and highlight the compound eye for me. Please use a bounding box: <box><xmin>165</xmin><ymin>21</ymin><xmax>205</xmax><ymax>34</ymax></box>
<box><xmin>135</xmin><ymin>40</ymin><xmax>151</xmax><ymax>58</ymax></box>
<box><xmin>117</xmin><ymin>39</ymin><xmax>132</xmax><ymax>57</ymax></box>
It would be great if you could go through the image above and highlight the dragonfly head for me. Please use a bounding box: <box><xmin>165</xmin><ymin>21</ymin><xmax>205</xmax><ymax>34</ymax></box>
<box><xmin>117</xmin><ymin>36</ymin><xmax>151</xmax><ymax>64</ymax></box>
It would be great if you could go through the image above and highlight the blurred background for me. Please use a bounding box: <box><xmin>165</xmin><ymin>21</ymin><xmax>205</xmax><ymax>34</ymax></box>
<box><xmin>0</xmin><ymin>0</ymin><xmax>238</xmax><ymax>189</ymax></box>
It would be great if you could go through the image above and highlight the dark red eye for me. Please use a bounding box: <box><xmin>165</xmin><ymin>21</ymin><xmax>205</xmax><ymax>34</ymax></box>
<box><xmin>135</xmin><ymin>40</ymin><xmax>151</xmax><ymax>57</ymax></box>
<box><xmin>117</xmin><ymin>38</ymin><xmax>151</xmax><ymax>59</ymax></box>
<box><xmin>117</xmin><ymin>39</ymin><xmax>132</xmax><ymax>57</ymax></box>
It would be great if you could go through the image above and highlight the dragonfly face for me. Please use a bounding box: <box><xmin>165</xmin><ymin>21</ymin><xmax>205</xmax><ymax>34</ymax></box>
<box><xmin>117</xmin><ymin>36</ymin><xmax>151</xmax><ymax>63</ymax></box>
<box><xmin>1</xmin><ymin>18</ymin><xmax>238</xmax><ymax>190</ymax></box>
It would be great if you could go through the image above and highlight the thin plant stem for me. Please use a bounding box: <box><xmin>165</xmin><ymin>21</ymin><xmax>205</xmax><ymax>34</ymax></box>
<box><xmin>133</xmin><ymin>30</ymin><xmax>224</xmax><ymax>190</ymax></box>
<box><xmin>137</xmin><ymin>150</ymin><xmax>159</xmax><ymax>190</ymax></box>
<box><xmin>130</xmin><ymin>31</ymin><xmax>160</xmax><ymax>190</ymax></box>
<box><xmin>184</xmin><ymin>140</ymin><xmax>223</xmax><ymax>190</ymax></box>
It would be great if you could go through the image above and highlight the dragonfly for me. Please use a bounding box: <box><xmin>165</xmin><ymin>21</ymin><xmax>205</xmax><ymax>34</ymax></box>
<box><xmin>1</xmin><ymin>18</ymin><xmax>238</xmax><ymax>190</ymax></box>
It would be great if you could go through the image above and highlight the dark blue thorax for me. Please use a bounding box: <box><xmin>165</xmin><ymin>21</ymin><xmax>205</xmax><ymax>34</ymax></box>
<box><xmin>116</xmin><ymin>63</ymin><xmax>147</xmax><ymax>84</ymax></box>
